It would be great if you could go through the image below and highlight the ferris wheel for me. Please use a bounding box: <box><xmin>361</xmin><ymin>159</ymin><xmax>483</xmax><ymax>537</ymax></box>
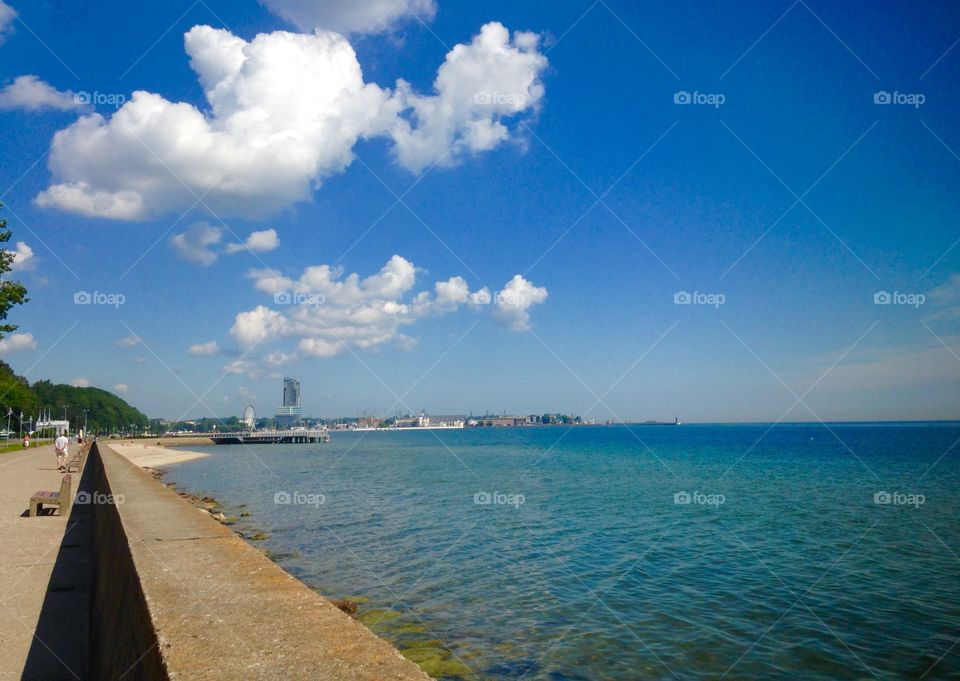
<box><xmin>242</xmin><ymin>405</ymin><xmax>256</xmax><ymax>430</ymax></box>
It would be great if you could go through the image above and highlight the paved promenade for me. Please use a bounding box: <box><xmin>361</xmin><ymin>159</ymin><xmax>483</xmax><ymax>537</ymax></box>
<box><xmin>0</xmin><ymin>442</ymin><xmax>430</xmax><ymax>680</ymax></box>
<box><xmin>0</xmin><ymin>445</ymin><xmax>90</xmax><ymax>681</ymax></box>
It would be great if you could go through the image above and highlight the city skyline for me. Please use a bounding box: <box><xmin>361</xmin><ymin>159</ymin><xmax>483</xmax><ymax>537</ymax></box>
<box><xmin>0</xmin><ymin>0</ymin><xmax>957</xmax><ymax>423</ymax></box>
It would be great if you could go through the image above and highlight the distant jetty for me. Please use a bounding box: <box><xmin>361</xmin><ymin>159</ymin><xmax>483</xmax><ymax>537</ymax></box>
<box><xmin>209</xmin><ymin>429</ymin><xmax>330</xmax><ymax>445</ymax></box>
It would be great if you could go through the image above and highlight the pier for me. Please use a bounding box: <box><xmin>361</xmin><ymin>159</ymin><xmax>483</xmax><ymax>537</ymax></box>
<box><xmin>209</xmin><ymin>429</ymin><xmax>330</xmax><ymax>445</ymax></box>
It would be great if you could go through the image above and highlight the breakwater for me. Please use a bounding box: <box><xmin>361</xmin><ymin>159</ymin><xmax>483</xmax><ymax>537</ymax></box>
<box><xmin>85</xmin><ymin>441</ymin><xmax>430</xmax><ymax>680</ymax></box>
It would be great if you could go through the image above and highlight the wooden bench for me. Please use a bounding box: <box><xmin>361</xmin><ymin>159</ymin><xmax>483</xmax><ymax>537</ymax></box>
<box><xmin>29</xmin><ymin>474</ymin><xmax>72</xmax><ymax>517</ymax></box>
<box><xmin>66</xmin><ymin>450</ymin><xmax>82</xmax><ymax>473</ymax></box>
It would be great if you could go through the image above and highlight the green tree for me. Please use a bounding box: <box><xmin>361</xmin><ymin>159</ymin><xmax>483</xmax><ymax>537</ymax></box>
<box><xmin>0</xmin><ymin>203</ymin><xmax>28</xmax><ymax>338</ymax></box>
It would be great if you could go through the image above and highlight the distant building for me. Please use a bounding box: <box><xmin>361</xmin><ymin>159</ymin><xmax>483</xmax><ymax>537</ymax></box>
<box><xmin>428</xmin><ymin>414</ymin><xmax>466</xmax><ymax>428</ymax></box>
<box><xmin>283</xmin><ymin>378</ymin><xmax>300</xmax><ymax>407</ymax></box>
<box><xmin>275</xmin><ymin>377</ymin><xmax>302</xmax><ymax>428</ymax></box>
<box><xmin>36</xmin><ymin>419</ymin><xmax>70</xmax><ymax>436</ymax></box>
<box><xmin>484</xmin><ymin>416</ymin><xmax>527</xmax><ymax>427</ymax></box>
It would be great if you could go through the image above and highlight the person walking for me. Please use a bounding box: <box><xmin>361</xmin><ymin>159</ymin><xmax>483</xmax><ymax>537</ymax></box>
<box><xmin>54</xmin><ymin>432</ymin><xmax>69</xmax><ymax>471</ymax></box>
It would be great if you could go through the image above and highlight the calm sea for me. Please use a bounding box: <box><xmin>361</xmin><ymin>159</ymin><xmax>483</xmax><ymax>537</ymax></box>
<box><xmin>164</xmin><ymin>423</ymin><xmax>960</xmax><ymax>680</ymax></box>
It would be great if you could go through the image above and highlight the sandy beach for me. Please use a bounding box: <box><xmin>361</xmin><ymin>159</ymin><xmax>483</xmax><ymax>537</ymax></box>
<box><xmin>110</xmin><ymin>442</ymin><xmax>209</xmax><ymax>468</ymax></box>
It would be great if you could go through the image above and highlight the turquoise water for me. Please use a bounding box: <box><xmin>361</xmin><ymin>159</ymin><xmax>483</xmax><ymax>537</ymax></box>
<box><xmin>165</xmin><ymin>423</ymin><xmax>960</xmax><ymax>680</ymax></box>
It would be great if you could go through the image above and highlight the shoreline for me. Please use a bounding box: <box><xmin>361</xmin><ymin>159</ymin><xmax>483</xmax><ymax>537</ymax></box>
<box><xmin>85</xmin><ymin>441</ymin><xmax>431</xmax><ymax>679</ymax></box>
<box><xmin>147</xmin><ymin>443</ymin><xmax>473</xmax><ymax>679</ymax></box>
<box><xmin>109</xmin><ymin>442</ymin><xmax>210</xmax><ymax>467</ymax></box>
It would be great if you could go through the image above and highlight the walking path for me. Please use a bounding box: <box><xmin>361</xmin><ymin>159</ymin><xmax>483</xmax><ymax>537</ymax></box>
<box><xmin>0</xmin><ymin>445</ymin><xmax>90</xmax><ymax>681</ymax></box>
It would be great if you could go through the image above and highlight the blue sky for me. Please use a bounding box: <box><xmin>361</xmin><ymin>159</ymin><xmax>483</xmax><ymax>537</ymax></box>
<box><xmin>0</xmin><ymin>0</ymin><xmax>958</xmax><ymax>423</ymax></box>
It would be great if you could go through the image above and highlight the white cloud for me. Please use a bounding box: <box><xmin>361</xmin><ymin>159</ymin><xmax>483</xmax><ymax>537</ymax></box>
<box><xmin>9</xmin><ymin>241</ymin><xmax>34</xmax><ymax>272</ymax></box>
<box><xmin>0</xmin><ymin>332</ymin><xmax>35</xmax><ymax>354</ymax></box>
<box><xmin>928</xmin><ymin>273</ymin><xmax>960</xmax><ymax>320</ymax></box>
<box><xmin>264</xmin><ymin>350</ymin><xmax>296</xmax><ymax>366</ymax></box>
<box><xmin>226</xmin><ymin>228</ymin><xmax>279</xmax><ymax>254</ymax></box>
<box><xmin>115</xmin><ymin>334</ymin><xmax>141</xmax><ymax>348</ymax></box>
<box><xmin>0</xmin><ymin>75</ymin><xmax>83</xmax><ymax>112</ymax></box>
<box><xmin>390</xmin><ymin>22</ymin><xmax>548</xmax><ymax>173</ymax></box>
<box><xmin>493</xmin><ymin>274</ymin><xmax>548</xmax><ymax>331</ymax></box>
<box><xmin>70</xmin><ymin>378</ymin><xmax>91</xmax><ymax>388</ymax></box>
<box><xmin>188</xmin><ymin>340</ymin><xmax>220</xmax><ymax>356</ymax></box>
<box><xmin>113</xmin><ymin>383</ymin><xmax>129</xmax><ymax>394</ymax></box>
<box><xmin>230</xmin><ymin>255</ymin><xmax>547</xmax><ymax>362</ymax></box>
<box><xmin>36</xmin><ymin>22</ymin><xmax>547</xmax><ymax>220</ymax></box>
<box><xmin>237</xmin><ymin>385</ymin><xmax>255</xmax><ymax>399</ymax></box>
<box><xmin>0</xmin><ymin>2</ymin><xmax>16</xmax><ymax>44</ymax></box>
<box><xmin>261</xmin><ymin>0</ymin><xmax>436</xmax><ymax>35</ymax></box>
<box><xmin>223</xmin><ymin>358</ymin><xmax>264</xmax><ymax>380</ymax></box>
<box><xmin>231</xmin><ymin>305</ymin><xmax>285</xmax><ymax>349</ymax></box>
<box><xmin>170</xmin><ymin>221</ymin><xmax>222</xmax><ymax>266</ymax></box>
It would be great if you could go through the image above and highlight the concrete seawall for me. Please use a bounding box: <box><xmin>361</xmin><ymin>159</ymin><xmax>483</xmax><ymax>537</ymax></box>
<box><xmin>87</xmin><ymin>441</ymin><xmax>431</xmax><ymax>680</ymax></box>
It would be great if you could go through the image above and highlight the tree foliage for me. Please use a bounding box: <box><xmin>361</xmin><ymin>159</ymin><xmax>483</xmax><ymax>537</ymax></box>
<box><xmin>0</xmin><ymin>362</ymin><xmax>150</xmax><ymax>434</ymax></box>
<box><xmin>31</xmin><ymin>380</ymin><xmax>150</xmax><ymax>433</ymax></box>
<box><xmin>0</xmin><ymin>203</ymin><xmax>28</xmax><ymax>337</ymax></box>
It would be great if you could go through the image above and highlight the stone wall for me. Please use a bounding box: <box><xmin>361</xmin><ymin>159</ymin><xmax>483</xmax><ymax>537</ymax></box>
<box><xmin>86</xmin><ymin>441</ymin><xmax>431</xmax><ymax>680</ymax></box>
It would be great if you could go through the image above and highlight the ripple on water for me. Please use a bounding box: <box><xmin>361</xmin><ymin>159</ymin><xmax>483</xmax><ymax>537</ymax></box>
<box><xmin>165</xmin><ymin>424</ymin><xmax>960</xmax><ymax>680</ymax></box>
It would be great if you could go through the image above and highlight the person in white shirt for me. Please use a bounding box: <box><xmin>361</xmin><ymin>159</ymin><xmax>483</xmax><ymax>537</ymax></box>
<box><xmin>54</xmin><ymin>433</ymin><xmax>69</xmax><ymax>471</ymax></box>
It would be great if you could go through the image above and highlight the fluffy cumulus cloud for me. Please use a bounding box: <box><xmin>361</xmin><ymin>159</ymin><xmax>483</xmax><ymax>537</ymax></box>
<box><xmin>227</xmin><ymin>255</ymin><xmax>547</xmax><ymax>368</ymax></box>
<box><xmin>36</xmin><ymin>22</ymin><xmax>547</xmax><ymax>220</ymax></box>
<box><xmin>492</xmin><ymin>274</ymin><xmax>549</xmax><ymax>332</ymax></box>
<box><xmin>391</xmin><ymin>22</ymin><xmax>548</xmax><ymax>173</ymax></box>
<box><xmin>0</xmin><ymin>75</ymin><xmax>83</xmax><ymax>112</ymax></box>
<box><xmin>0</xmin><ymin>332</ymin><xmax>36</xmax><ymax>354</ymax></box>
<box><xmin>188</xmin><ymin>340</ymin><xmax>220</xmax><ymax>356</ymax></box>
<box><xmin>170</xmin><ymin>221</ymin><xmax>222</xmax><ymax>266</ymax></box>
<box><xmin>226</xmin><ymin>228</ymin><xmax>279</xmax><ymax>254</ymax></box>
<box><xmin>113</xmin><ymin>383</ymin><xmax>129</xmax><ymax>394</ymax></box>
<box><xmin>0</xmin><ymin>2</ymin><xmax>15</xmax><ymax>44</ymax></box>
<box><xmin>70</xmin><ymin>378</ymin><xmax>91</xmax><ymax>388</ymax></box>
<box><xmin>9</xmin><ymin>241</ymin><xmax>34</xmax><ymax>272</ymax></box>
<box><xmin>261</xmin><ymin>0</ymin><xmax>436</xmax><ymax>35</ymax></box>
